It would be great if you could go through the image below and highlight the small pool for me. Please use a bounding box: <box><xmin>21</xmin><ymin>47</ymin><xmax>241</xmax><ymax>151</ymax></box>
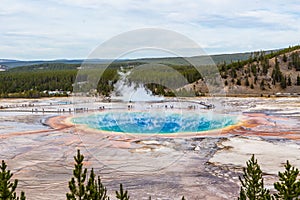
<box><xmin>72</xmin><ymin>111</ymin><xmax>238</xmax><ymax>134</ymax></box>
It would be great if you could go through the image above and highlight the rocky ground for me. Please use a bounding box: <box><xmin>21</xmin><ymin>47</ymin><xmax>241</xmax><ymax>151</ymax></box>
<box><xmin>0</xmin><ymin>97</ymin><xmax>299</xmax><ymax>199</ymax></box>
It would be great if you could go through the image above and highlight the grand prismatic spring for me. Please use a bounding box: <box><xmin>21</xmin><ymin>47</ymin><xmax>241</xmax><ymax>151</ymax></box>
<box><xmin>72</xmin><ymin>110</ymin><xmax>238</xmax><ymax>134</ymax></box>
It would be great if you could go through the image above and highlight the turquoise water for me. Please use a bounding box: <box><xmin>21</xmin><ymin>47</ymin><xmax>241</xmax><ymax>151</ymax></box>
<box><xmin>72</xmin><ymin>111</ymin><xmax>237</xmax><ymax>134</ymax></box>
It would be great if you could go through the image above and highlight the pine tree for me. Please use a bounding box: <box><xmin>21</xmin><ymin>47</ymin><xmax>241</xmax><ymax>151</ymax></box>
<box><xmin>297</xmin><ymin>74</ymin><xmax>300</xmax><ymax>86</ymax></box>
<box><xmin>66</xmin><ymin>149</ymin><xmax>88</xmax><ymax>200</ymax></box>
<box><xmin>260</xmin><ymin>79</ymin><xmax>265</xmax><ymax>90</ymax></box>
<box><xmin>291</xmin><ymin>52</ymin><xmax>300</xmax><ymax>71</ymax></box>
<box><xmin>245</xmin><ymin>78</ymin><xmax>250</xmax><ymax>87</ymax></box>
<box><xmin>238</xmin><ymin>155</ymin><xmax>272</xmax><ymax>200</ymax></box>
<box><xmin>224</xmin><ymin>80</ymin><xmax>228</xmax><ymax>86</ymax></box>
<box><xmin>0</xmin><ymin>160</ymin><xmax>26</xmax><ymax>200</ymax></box>
<box><xmin>85</xmin><ymin>168</ymin><xmax>109</xmax><ymax>200</ymax></box>
<box><xmin>262</xmin><ymin>57</ymin><xmax>270</xmax><ymax>75</ymax></box>
<box><xmin>239</xmin><ymin>188</ymin><xmax>247</xmax><ymax>200</ymax></box>
<box><xmin>280</xmin><ymin>76</ymin><xmax>287</xmax><ymax>89</ymax></box>
<box><xmin>283</xmin><ymin>54</ymin><xmax>288</xmax><ymax>62</ymax></box>
<box><xmin>237</xmin><ymin>79</ymin><xmax>242</xmax><ymax>86</ymax></box>
<box><xmin>231</xmin><ymin>68</ymin><xmax>237</xmax><ymax>78</ymax></box>
<box><xmin>116</xmin><ymin>184</ymin><xmax>130</xmax><ymax>200</ymax></box>
<box><xmin>251</xmin><ymin>64</ymin><xmax>257</xmax><ymax>76</ymax></box>
<box><xmin>287</xmin><ymin>76</ymin><xmax>292</xmax><ymax>86</ymax></box>
<box><xmin>274</xmin><ymin>160</ymin><xmax>300</xmax><ymax>199</ymax></box>
<box><xmin>272</xmin><ymin>58</ymin><xmax>283</xmax><ymax>84</ymax></box>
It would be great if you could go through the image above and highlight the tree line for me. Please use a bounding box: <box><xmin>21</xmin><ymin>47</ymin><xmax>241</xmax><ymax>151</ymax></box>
<box><xmin>0</xmin><ymin>62</ymin><xmax>203</xmax><ymax>98</ymax></box>
<box><xmin>0</xmin><ymin>70</ymin><xmax>77</xmax><ymax>98</ymax></box>
<box><xmin>219</xmin><ymin>45</ymin><xmax>300</xmax><ymax>91</ymax></box>
<box><xmin>1</xmin><ymin>46</ymin><xmax>300</xmax><ymax>98</ymax></box>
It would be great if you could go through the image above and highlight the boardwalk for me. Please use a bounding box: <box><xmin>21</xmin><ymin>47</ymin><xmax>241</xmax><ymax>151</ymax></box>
<box><xmin>162</xmin><ymin>99</ymin><xmax>215</xmax><ymax>109</ymax></box>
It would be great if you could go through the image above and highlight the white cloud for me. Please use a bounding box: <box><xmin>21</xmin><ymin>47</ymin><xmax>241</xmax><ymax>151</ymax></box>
<box><xmin>238</xmin><ymin>10</ymin><xmax>299</xmax><ymax>30</ymax></box>
<box><xmin>0</xmin><ymin>0</ymin><xmax>300</xmax><ymax>59</ymax></box>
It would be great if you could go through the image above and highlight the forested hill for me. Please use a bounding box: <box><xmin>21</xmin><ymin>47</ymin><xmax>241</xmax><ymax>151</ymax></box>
<box><xmin>8</xmin><ymin>63</ymin><xmax>80</xmax><ymax>72</ymax></box>
<box><xmin>185</xmin><ymin>45</ymin><xmax>300</xmax><ymax>96</ymax></box>
<box><xmin>0</xmin><ymin>51</ymin><xmax>256</xmax><ymax>98</ymax></box>
<box><xmin>0</xmin><ymin>46</ymin><xmax>299</xmax><ymax>98</ymax></box>
<box><xmin>1</xmin><ymin>51</ymin><xmax>255</xmax><ymax>69</ymax></box>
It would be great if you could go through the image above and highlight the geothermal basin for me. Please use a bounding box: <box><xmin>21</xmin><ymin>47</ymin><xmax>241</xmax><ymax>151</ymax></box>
<box><xmin>1</xmin><ymin>97</ymin><xmax>300</xmax><ymax>199</ymax></box>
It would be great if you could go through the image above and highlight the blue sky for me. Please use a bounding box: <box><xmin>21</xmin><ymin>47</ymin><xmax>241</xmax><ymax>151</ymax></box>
<box><xmin>1</xmin><ymin>0</ymin><xmax>300</xmax><ymax>60</ymax></box>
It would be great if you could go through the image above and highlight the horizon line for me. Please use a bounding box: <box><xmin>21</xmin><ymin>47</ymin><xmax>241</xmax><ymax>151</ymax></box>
<box><xmin>2</xmin><ymin>44</ymin><xmax>298</xmax><ymax>62</ymax></box>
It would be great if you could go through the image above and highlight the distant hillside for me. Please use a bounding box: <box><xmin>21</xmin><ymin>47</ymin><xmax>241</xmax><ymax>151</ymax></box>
<box><xmin>130</xmin><ymin>52</ymin><xmax>254</xmax><ymax>66</ymax></box>
<box><xmin>1</xmin><ymin>51</ymin><xmax>257</xmax><ymax>69</ymax></box>
<box><xmin>185</xmin><ymin>46</ymin><xmax>300</xmax><ymax>96</ymax></box>
<box><xmin>8</xmin><ymin>63</ymin><xmax>80</xmax><ymax>72</ymax></box>
<box><xmin>1</xmin><ymin>46</ymin><xmax>299</xmax><ymax>98</ymax></box>
<box><xmin>0</xmin><ymin>59</ymin><xmax>112</xmax><ymax>69</ymax></box>
<box><xmin>0</xmin><ymin>59</ymin><xmax>18</xmax><ymax>63</ymax></box>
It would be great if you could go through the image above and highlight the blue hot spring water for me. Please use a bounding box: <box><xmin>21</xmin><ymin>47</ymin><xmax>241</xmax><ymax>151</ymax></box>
<box><xmin>72</xmin><ymin>111</ymin><xmax>238</xmax><ymax>134</ymax></box>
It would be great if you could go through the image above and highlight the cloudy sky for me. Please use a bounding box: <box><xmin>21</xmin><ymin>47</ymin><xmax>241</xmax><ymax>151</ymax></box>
<box><xmin>1</xmin><ymin>0</ymin><xmax>300</xmax><ymax>60</ymax></box>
